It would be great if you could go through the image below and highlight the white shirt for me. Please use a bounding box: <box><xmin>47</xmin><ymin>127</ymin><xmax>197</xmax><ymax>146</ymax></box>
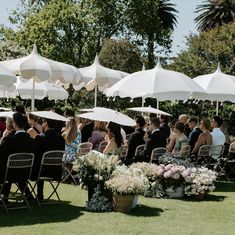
<box><xmin>211</xmin><ymin>128</ymin><xmax>225</xmax><ymax>146</ymax></box>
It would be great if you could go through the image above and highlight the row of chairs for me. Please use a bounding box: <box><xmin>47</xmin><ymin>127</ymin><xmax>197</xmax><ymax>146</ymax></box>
<box><xmin>0</xmin><ymin>151</ymin><xmax>65</xmax><ymax>213</ymax></box>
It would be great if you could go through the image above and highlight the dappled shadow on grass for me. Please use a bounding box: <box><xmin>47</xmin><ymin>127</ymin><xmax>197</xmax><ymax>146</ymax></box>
<box><xmin>0</xmin><ymin>201</ymin><xmax>84</xmax><ymax>227</ymax></box>
<box><xmin>214</xmin><ymin>181</ymin><xmax>235</xmax><ymax>192</ymax></box>
<box><xmin>128</xmin><ymin>204</ymin><xmax>164</xmax><ymax>217</ymax></box>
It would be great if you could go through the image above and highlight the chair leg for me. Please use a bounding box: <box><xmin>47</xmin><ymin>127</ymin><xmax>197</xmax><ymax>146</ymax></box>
<box><xmin>44</xmin><ymin>181</ymin><xmax>61</xmax><ymax>203</ymax></box>
<box><xmin>27</xmin><ymin>181</ymin><xmax>41</xmax><ymax>207</ymax></box>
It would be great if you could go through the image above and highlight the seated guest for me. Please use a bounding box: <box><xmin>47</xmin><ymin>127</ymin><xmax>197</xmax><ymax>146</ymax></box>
<box><xmin>188</xmin><ymin>117</ymin><xmax>202</xmax><ymax>151</ymax></box>
<box><xmin>0</xmin><ymin>117</ymin><xmax>15</xmax><ymax>144</ymax></box>
<box><xmin>125</xmin><ymin>116</ymin><xmax>146</xmax><ymax>160</ymax></box>
<box><xmin>0</xmin><ymin>113</ymin><xmax>35</xmax><ymax>202</ymax></box>
<box><xmin>159</xmin><ymin>115</ymin><xmax>170</xmax><ymax>139</ymax></box>
<box><xmin>167</xmin><ymin>120</ymin><xmax>177</xmax><ymax>152</ymax></box>
<box><xmin>0</xmin><ymin>117</ymin><xmax>6</xmax><ymax>137</ymax></box>
<box><xmin>81</xmin><ymin>119</ymin><xmax>94</xmax><ymax>143</ymax></box>
<box><xmin>33</xmin><ymin>117</ymin><xmax>65</xmax><ymax>201</ymax></box>
<box><xmin>62</xmin><ymin>117</ymin><xmax>81</xmax><ymax>162</ymax></box>
<box><xmin>136</xmin><ymin>117</ymin><xmax>166</xmax><ymax>162</ymax></box>
<box><xmin>220</xmin><ymin>122</ymin><xmax>231</xmax><ymax>156</ymax></box>
<box><xmin>192</xmin><ymin>118</ymin><xmax>212</xmax><ymax>155</ymax></box>
<box><xmin>172</xmin><ymin>122</ymin><xmax>188</xmax><ymax>154</ymax></box>
<box><xmin>27</xmin><ymin>113</ymin><xmax>42</xmax><ymax>138</ymax></box>
<box><xmin>178</xmin><ymin>114</ymin><xmax>191</xmax><ymax>137</ymax></box>
<box><xmin>103</xmin><ymin>122</ymin><xmax>123</xmax><ymax>155</ymax></box>
<box><xmin>211</xmin><ymin>116</ymin><xmax>225</xmax><ymax>146</ymax></box>
<box><xmin>89</xmin><ymin>121</ymin><xmax>107</xmax><ymax>151</ymax></box>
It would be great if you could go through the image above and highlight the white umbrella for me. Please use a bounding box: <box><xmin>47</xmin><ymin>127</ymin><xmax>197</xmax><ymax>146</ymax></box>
<box><xmin>105</xmin><ymin>61</ymin><xmax>207</xmax><ymax>104</ymax></box>
<box><xmin>127</xmin><ymin>106</ymin><xmax>172</xmax><ymax>116</ymax></box>
<box><xmin>74</xmin><ymin>55</ymin><xmax>129</xmax><ymax>107</ymax></box>
<box><xmin>0</xmin><ymin>44</ymin><xmax>81</xmax><ymax>110</ymax></box>
<box><xmin>193</xmin><ymin>63</ymin><xmax>235</xmax><ymax>115</ymax></box>
<box><xmin>31</xmin><ymin>111</ymin><xmax>69</xmax><ymax>122</ymax></box>
<box><xmin>0</xmin><ymin>64</ymin><xmax>17</xmax><ymax>87</ymax></box>
<box><xmin>0</xmin><ymin>107</ymin><xmax>11</xmax><ymax>111</ymax></box>
<box><xmin>0</xmin><ymin>111</ymin><xmax>15</xmax><ymax>118</ymax></box>
<box><xmin>15</xmin><ymin>77</ymin><xmax>68</xmax><ymax>101</ymax></box>
<box><xmin>78</xmin><ymin>107</ymin><xmax>135</xmax><ymax>126</ymax></box>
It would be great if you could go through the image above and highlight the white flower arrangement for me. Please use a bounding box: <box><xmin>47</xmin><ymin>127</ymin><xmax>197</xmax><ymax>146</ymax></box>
<box><xmin>184</xmin><ymin>167</ymin><xmax>217</xmax><ymax>196</ymax></box>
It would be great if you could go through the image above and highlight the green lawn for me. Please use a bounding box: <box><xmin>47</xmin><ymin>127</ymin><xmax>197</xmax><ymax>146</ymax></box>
<box><xmin>0</xmin><ymin>181</ymin><xmax>234</xmax><ymax>235</ymax></box>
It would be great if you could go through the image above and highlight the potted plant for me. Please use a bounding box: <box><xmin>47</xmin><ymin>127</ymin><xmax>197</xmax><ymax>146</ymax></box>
<box><xmin>184</xmin><ymin>167</ymin><xmax>217</xmax><ymax>200</ymax></box>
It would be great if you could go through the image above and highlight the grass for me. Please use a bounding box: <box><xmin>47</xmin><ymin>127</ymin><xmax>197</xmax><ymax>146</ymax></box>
<box><xmin>0</xmin><ymin>181</ymin><xmax>234</xmax><ymax>235</ymax></box>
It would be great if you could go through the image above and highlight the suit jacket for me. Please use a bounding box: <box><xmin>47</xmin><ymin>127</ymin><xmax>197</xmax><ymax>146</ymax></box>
<box><xmin>0</xmin><ymin>132</ymin><xmax>35</xmax><ymax>182</ymax></box>
<box><xmin>159</xmin><ymin>123</ymin><xmax>170</xmax><ymax>139</ymax></box>
<box><xmin>126</xmin><ymin>128</ymin><xmax>145</xmax><ymax>160</ymax></box>
<box><xmin>32</xmin><ymin>129</ymin><xmax>65</xmax><ymax>180</ymax></box>
<box><xmin>189</xmin><ymin>127</ymin><xmax>202</xmax><ymax>151</ymax></box>
<box><xmin>81</xmin><ymin>122</ymin><xmax>94</xmax><ymax>143</ymax></box>
<box><xmin>140</xmin><ymin>130</ymin><xmax>166</xmax><ymax>161</ymax></box>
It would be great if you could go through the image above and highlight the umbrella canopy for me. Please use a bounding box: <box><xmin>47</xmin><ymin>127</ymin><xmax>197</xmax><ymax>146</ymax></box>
<box><xmin>0</xmin><ymin>107</ymin><xmax>11</xmax><ymax>111</ymax></box>
<box><xmin>15</xmin><ymin>77</ymin><xmax>68</xmax><ymax>100</ymax></box>
<box><xmin>127</xmin><ymin>106</ymin><xmax>172</xmax><ymax>116</ymax></box>
<box><xmin>105</xmin><ymin>61</ymin><xmax>207</xmax><ymax>102</ymax></box>
<box><xmin>31</xmin><ymin>111</ymin><xmax>69</xmax><ymax>122</ymax></box>
<box><xmin>74</xmin><ymin>55</ymin><xmax>129</xmax><ymax>107</ymax></box>
<box><xmin>78</xmin><ymin>107</ymin><xmax>135</xmax><ymax>126</ymax></box>
<box><xmin>0</xmin><ymin>64</ymin><xmax>17</xmax><ymax>87</ymax></box>
<box><xmin>0</xmin><ymin>111</ymin><xmax>15</xmax><ymax>118</ymax></box>
<box><xmin>193</xmin><ymin>64</ymin><xmax>235</xmax><ymax>103</ymax></box>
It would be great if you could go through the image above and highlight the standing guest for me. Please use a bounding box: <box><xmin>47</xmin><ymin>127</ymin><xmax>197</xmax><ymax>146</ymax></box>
<box><xmin>172</xmin><ymin>122</ymin><xmax>188</xmax><ymax>154</ymax></box>
<box><xmin>159</xmin><ymin>115</ymin><xmax>170</xmax><ymax>139</ymax></box>
<box><xmin>188</xmin><ymin>117</ymin><xmax>202</xmax><ymax>151</ymax></box>
<box><xmin>136</xmin><ymin>117</ymin><xmax>166</xmax><ymax>162</ymax></box>
<box><xmin>81</xmin><ymin>119</ymin><xmax>94</xmax><ymax>143</ymax></box>
<box><xmin>103</xmin><ymin>122</ymin><xmax>123</xmax><ymax>155</ymax></box>
<box><xmin>89</xmin><ymin>121</ymin><xmax>107</xmax><ymax>151</ymax></box>
<box><xmin>0</xmin><ymin>117</ymin><xmax>14</xmax><ymax>144</ymax></box>
<box><xmin>33</xmin><ymin>117</ymin><xmax>65</xmax><ymax>201</ymax></box>
<box><xmin>178</xmin><ymin>114</ymin><xmax>191</xmax><ymax>137</ymax></box>
<box><xmin>62</xmin><ymin>117</ymin><xmax>81</xmax><ymax>162</ymax></box>
<box><xmin>27</xmin><ymin>113</ymin><xmax>42</xmax><ymax>139</ymax></box>
<box><xmin>125</xmin><ymin>116</ymin><xmax>146</xmax><ymax>160</ymax></box>
<box><xmin>192</xmin><ymin>118</ymin><xmax>212</xmax><ymax>155</ymax></box>
<box><xmin>211</xmin><ymin>116</ymin><xmax>225</xmax><ymax>146</ymax></box>
<box><xmin>0</xmin><ymin>113</ymin><xmax>35</xmax><ymax>202</ymax></box>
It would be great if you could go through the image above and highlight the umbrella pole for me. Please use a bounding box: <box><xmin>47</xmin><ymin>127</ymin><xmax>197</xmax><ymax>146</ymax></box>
<box><xmin>141</xmin><ymin>98</ymin><xmax>144</xmax><ymax>115</ymax></box>
<box><xmin>31</xmin><ymin>78</ymin><xmax>35</xmax><ymax>111</ymax></box>
<box><xmin>216</xmin><ymin>101</ymin><xmax>219</xmax><ymax>115</ymax></box>
<box><xmin>94</xmin><ymin>85</ymin><xmax>97</xmax><ymax>107</ymax></box>
<box><xmin>157</xmin><ymin>100</ymin><xmax>159</xmax><ymax>109</ymax></box>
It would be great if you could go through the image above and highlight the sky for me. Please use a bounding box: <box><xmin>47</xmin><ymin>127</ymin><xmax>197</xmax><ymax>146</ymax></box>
<box><xmin>0</xmin><ymin>0</ymin><xmax>203</xmax><ymax>56</ymax></box>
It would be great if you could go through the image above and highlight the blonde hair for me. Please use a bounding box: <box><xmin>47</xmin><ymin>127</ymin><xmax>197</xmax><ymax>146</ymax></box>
<box><xmin>64</xmin><ymin>117</ymin><xmax>78</xmax><ymax>145</ymax></box>
<box><xmin>94</xmin><ymin>121</ymin><xmax>107</xmax><ymax>132</ymax></box>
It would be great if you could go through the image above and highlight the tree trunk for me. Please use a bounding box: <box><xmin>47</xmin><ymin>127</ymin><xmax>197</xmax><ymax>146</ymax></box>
<box><xmin>147</xmin><ymin>34</ymin><xmax>155</xmax><ymax>69</ymax></box>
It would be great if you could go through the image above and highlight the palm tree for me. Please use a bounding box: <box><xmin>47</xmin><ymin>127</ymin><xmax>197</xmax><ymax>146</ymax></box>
<box><xmin>195</xmin><ymin>0</ymin><xmax>235</xmax><ymax>32</ymax></box>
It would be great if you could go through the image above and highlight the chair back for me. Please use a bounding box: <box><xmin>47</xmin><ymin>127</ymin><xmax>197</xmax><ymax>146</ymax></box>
<box><xmin>198</xmin><ymin>145</ymin><xmax>211</xmax><ymax>158</ymax></box>
<box><xmin>135</xmin><ymin>144</ymin><xmax>145</xmax><ymax>156</ymax></box>
<box><xmin>150</xmin><ymin>147</ymin><xmax>167</xmax><ymax>163</ymax></box>
<box><xmin>229</xmin><ymin>142</ymin><xmax>235</xmax><ymax>153</ymax></box>
<box><xmin>38</xmin><ymin>150</ymin><xmax>65</xmax><ymax>180</ymax></box>
<box><xmin>77</xmin><ymin>142</ymin><xmax>93</xmax><ymax>156</ymax></box>
<box><xmin>210</xmin><ymin>145</ymin><xmax>224</xmax><ymax>160</ymax></box>
<box><xmin>5</xmin><ymin>153</ymin><xmax>34</xmax><ymax>183</ymax></box>
<box><xmin>118</xmin><ymin>145</ymin><xmax>128</xmax><ymax>159</ymax></box>
<box><xmin>179</xmin><ymin>145</ymin><xmax>191</xmax><ymax>159</ymax></box>
<box><xmin>98</xmin><ymin>141</ymin><xmax>108</xmax><ymax>153</ymax></box>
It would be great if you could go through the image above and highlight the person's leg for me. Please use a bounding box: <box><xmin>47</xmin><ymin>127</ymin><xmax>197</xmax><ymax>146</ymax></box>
<box><xmin>37</xmin><ymin>180</ymin><xmax>44</xmax><ymax>201</ymax></box>
<box><xmin>2</xmin><ymin>182</ymin><xmax>12</xmax><ymax>202</ymax></box>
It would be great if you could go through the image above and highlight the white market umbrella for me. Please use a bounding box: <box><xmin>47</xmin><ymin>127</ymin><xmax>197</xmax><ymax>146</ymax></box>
<box><xmin>0</xmin><ymin>64</ymin><xmax>17</xmax><ymax>87</ymax></box>
<box><xmin>127</xmin><ymin>106</ymin><xmax>172</xmax><ymax>116</ymax></box>
<box><xmin>0</xmin><ymin>111</ymin><xmax>15</xmax><ymax>118</ymax></box>
<box><xmin>193</xmin><ymin>64</ymin><xmax>235</xmax><ymax>115</ymax></box>
<box><xmin>105</xmin><ymin>61</ymin><xmax>207</xmax><ymax>104</ymax></box>
<box><xmin>31</xmin><ymin>111</ymin><xmax>69</xmax><ymax>122</ymax></box>
<box><xmin>15</xmin><ymin>77</ymin><xmax>68</xmax><ymax>101</ymax></box>
<box><xmin>0</xmin><ymin>44</ymin><xmax>81</xmax><ymax>110</ymax></box>
<box><xmin>74</xmin><ymin>55</ymin><xmax>129</xmax><ymax>107</ymax></box>
<box><xmin>78</xmin><ymin>107</ymin><xmax>135</xmax><ymax>126</ymax></box>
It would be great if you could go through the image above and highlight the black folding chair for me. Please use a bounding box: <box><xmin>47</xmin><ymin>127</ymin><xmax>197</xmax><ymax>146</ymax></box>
<box><xmin>0</xmin><ymin>153</ymin><xmax>34</xmax><ymax>213</ymax></box>
<box><xmin>150</xmin><ymin>147</ymin><xmax>167</xmax><ymax>164</ymax></box>
<box><xmin>31</xmin><ymin>150</ymin><xmax>65</xmax><ymax>205</ymax></box>
<box><xmin>134</xmin><ymin>144</ymin><xmax>145</xmax><ymax>156</ymax></box>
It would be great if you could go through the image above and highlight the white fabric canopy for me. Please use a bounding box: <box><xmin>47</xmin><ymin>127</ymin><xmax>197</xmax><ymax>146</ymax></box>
<box><xmin>0</xmin><ymin>111</ymin><xmax>14</xmax><ymax>118</ymax></box>
<box><xmin>127</xmin><ymin>106</ymin><xmax>172</xmax><ymax>116</ymax></box>
<box><xmin>78</xmin><ymin>107</ymin><xmax>135</xmax><ymax>126</ymax></box>
<box><xmin>0</xmin><ymin>64</ymin><xmax>16</xmax><ymax>87</ymax></box>
<box><xmin>74</xmin><ymin>55</ymin><xmax>128</xmax><ymax>107</ymax></box>
<box><xmin>105</xmin><ymin>62</ymin><xmax>207</xmax><ymax>102</ymax></box>
<box><xmin>31</xmin><ymin>111</ymin><xmax>69</xmax><ymax>122</ymax></box>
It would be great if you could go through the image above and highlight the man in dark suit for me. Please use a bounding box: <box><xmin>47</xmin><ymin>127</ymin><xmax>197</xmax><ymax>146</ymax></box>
<box><xmin>159</xmin><ymin>115</ymin><xmax>170</xmax><ymax>139</ymax></box>
<box><xmin>34</xmin><ymin>117</ymin><xmax>65</xmax><ymax>201</ymax></box>
<box><xmin>188</xmin><ymin>117</ymin><xmax>202</xmax><ymax>151</ymax></box>
<box><xmin>125</xmin><ymin>116</ymin><xmax>146</xmax><ymax>160</ymax></box>
<box><xmin>0</xmin><ymin>113</ymin><xmax>35</xmax><ymax>201</ymax></box>
<box><xmin>136</xmin><ymin>117</ymin><xmax>166</xmax><ymax>162</ymax></box>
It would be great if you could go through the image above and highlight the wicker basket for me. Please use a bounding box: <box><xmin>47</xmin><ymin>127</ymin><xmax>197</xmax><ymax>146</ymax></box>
<box><xmin>113</xmin><ymin>194</ymin><xmax>135</xmax><ymax>213</ymax></box>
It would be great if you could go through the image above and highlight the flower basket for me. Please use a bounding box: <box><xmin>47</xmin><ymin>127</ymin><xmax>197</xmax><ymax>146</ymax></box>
<box><xmin>113</xmin><ymin>194</ymin><xmax>135</xmax><ymax>213</ymax></box>
<box><xmin>165</xmin><ymin>185</ymin><xmax>184</xmax><ymax>199</ymax></box>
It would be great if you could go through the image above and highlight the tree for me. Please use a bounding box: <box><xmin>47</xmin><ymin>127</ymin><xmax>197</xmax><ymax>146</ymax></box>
<box><xmin>125</xmin><ymin>0</ymin><xmax>178</xmax><ymax>68</ymax></box>
<box><xmin>195</xmin><ymin>0</ymin><xmax>235</xmax><ymax>32</ymax></box>
<box><xmin>99</xmin><ymin>39</ymin><xmax>143</xmax><ymax>73</ymax></box>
